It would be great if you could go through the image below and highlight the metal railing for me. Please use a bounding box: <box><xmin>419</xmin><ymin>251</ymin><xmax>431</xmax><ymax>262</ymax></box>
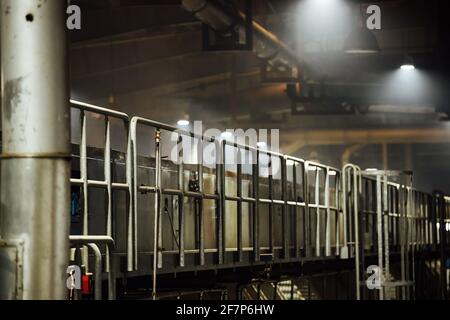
<box><xmin>70</xmin><ymin>100</ymin><xmax>134</xmax><ymax>273</ymax></box>
<box><xmin>68</xmin><ymin>101</ymin><xmax>449</xmax><ymax>300</ymax></box>
<box><xmin>69</xmin><ymin>235</ymin><xmax>116</xmax><ymax>300</ymax></box>
<box><xmin>341</xmin><ymin>168</ymin><xmax>443</xmax><ymax>300</ymax></box>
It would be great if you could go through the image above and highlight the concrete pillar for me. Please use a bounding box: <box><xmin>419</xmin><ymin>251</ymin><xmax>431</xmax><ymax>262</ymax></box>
<box><xmin>0</xmin><ymin>0</ymin><xmax>70</xmax><ymax>299</ymax></box>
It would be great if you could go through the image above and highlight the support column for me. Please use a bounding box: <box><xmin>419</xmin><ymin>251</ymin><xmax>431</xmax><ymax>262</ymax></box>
<box><xmin>0</xmin><ymin>0</ymin><xmax>70</xmax><ymax>299</ymax></box>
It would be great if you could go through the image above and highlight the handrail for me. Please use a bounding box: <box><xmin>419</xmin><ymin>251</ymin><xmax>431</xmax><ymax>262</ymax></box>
<box><xmin>68</xmin><ymin>100</ymin><xmax>449</xmax><ymax>301</ymax></box>
<box><xmin>69</xmin><ymin>235</ymin><xmax>115</xmax><ymax>300</ymax></box>
<box><xmin>70</xmin><ymin>101</ymin><xmax>134</xmax><ymax>273</ymax></box>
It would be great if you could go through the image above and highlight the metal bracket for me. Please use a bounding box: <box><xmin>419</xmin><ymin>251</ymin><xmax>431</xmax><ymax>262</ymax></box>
<box><xmin>202</xmin><ymin>0</ymin><xmax>253</xmax><ymax>51</ymax></box>
<box><xmin>0</xmin><ymin>239</ymin><xmax>25</xmax><ymax>300</ymax></box>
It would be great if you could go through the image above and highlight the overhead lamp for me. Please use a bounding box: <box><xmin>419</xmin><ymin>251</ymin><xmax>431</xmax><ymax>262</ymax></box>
<box><xmin>400</xmin><ymin>65</ymin><xmax>415</xmax><ymax>71</ymax></box>
<box><xmin>343</xmin><ymin>5</ymin><xmax>380</xmax><ymax>54</ymax></box>
<box><xmin>400</xmin><ymin>56</ymin><xmax>415</xmax><ymax>71</ymax></box>
<box><xmin>177</xmin><ymin>114</ymin><xmax>190</xmax><ymax>127</ymax></box>
<box><xmin>177</xmin><ymin>119</ymin><xmax>189</xmax><ymax>126</ymax></box>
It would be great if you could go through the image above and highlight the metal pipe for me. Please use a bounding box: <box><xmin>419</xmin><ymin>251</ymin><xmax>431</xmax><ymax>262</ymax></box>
<box><xmin>105</xmin><ymin>118</ymin><xmax>112</xmax><ymax>273</ymax></box>
<box><xmin>252</xmin><ymin>148</ymin><xmax>260</xmax><ymax>262</ymax></box>
<box><xmin>342</xmin><ymin>164</ymin><xmax>361</xmax><ymax>297</ymax></box>
<box><xmin>383</xmin><ymin>176</ymin><xmax>390</xmax><ymax>299</ymax></box>
<box><xmin>292</xmin><ymin>160</ymin><xmax>299</xmax><ymax>258</ymax></box>
<box><xmin>353</xmin><ymin>166</ymin><xmax>361</xmax><ymax>299</ymax></box>
<box><xmin>219</xmin><ymin>140</ymin><xmax>226</xmax><ymax>263</ymax></box>
<box><xmin>69</xmin><ymin>235</ymin><xmax>115</xmax><ymax>246</ymax></box>
<box><xmin>182</xmin><ymin>0</ymin><xmax>300</xmax><ymax>68</ymax></box>
<box><xmin>178</xmin><ymin>135</ymin><xmax>185</xmax><ymax>267</ymax></box>
<box><xmin>86</xmin><ymin>243</ymin><xmax>102</xmax><ymax>301</ymax></box>
<box><xmin>314</xmin><ymin>165</ymin><xmax>320</xmax><ymax>257</ymax></box>
<box><xmin>324</xmin><ymin>168</ymin><xmax>331</xmax><ymax>257</ymax></box>
<box><xmin>152</xmin><ymin>129</ymin><xmax>162</xmax><ymax>300</ymax></box>
<box><xmin>335</xmin><ymin>171</ymin><xmax>341</xmax><ymax>256</ymax></box>
<box><xmin>237</xmin><ymin>149</ymin><xmax>243</xmax><ymax>262</ymax></box>
<box><xmin>376</xmin><ymin>175</ymin><xmax>384</xmax><ymax>300</ymax></box>
<box><xmin>303</xmin><ymin>162</ymin><xmax>311</xmax><ymax>258</ymax></box>
<box><xmin>0</xmin><ymin>0</ymin><xmax>70</xmax><ymax>300</ymax></box>
<box><xmin>127</xmin><ymin>129</ymin><xmax>137</xmax><ymax>271</ymax></box>
<box><xmin>80</xmin><ymin>111</ymin><xmax>89</xmax><ymax>269</ymax></box>
<box><xmin>281</xmin><ymin>156</ymin><xmax>289</xmax><ymax>259</ymax></box>
<box><xmin>268</xmin><ymin>157</ymin><xmax>274</xmax><ymax>255</ymax></box>
<box><xmin>197</xmin><ymin>138</ymin><xmax>205</xmax><ymax>266</ymax></box>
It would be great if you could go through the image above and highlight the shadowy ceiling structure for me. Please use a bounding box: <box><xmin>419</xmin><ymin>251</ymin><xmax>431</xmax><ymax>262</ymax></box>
<box><xmin>69</xmin><ymin>0</ymin><xmax>450</xmax><ymax>191</ymax></box>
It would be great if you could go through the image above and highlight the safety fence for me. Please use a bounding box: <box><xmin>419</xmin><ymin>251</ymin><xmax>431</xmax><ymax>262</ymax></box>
<box><xmin>68</xmin><ymin>101</ymin><xmax>449</xmax><ymax>300</ymax></box>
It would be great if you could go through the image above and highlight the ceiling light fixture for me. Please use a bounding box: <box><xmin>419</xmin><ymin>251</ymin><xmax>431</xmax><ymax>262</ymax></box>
<box><xmin>177</xmin><ymin>113</ymin><xmax>190</xmax><ymax>127</ymax></box>
<box><xmin>400</xmin><ymin>56</ymin><xmax>415</xmax><ymax>71</ymax></box>
<box><xmin>400</xmin><ymin>64</ymin><xmax>415</xmax><ymax>71</ymax></box>
<box><xmin>177</xmin><ymin>119</ymin><xmax>190</xmax><ymax>126</ymax></box>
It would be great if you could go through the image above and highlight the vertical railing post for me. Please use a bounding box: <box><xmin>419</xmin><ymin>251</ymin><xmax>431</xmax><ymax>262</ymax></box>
<box><xmin>304</xmin><ymin>162</ymin><xmax>311</xmax><ymax>258</ymax></box>
<box><xmin>129</xmin><ymin>120</ymin><xmax>138</xmax><ymax>271</ymax></box>
<box><xmin>252</xmin><ymin>149</ymin><xmax>260</xmax><ymax>262</ymax></box>
<box><xmin>80</xmin><ymin>111</ymin><xmax>89</xmax><ymax>269</ymax></box>
<box><xmin>315</xmin><ymin>167</ymin><xmax>320</xmax><ymax>257</ymax></box>
<box><xmin>325</xmin><ymin>168</ymin><xmax>331</xmax><ymax>257</ymax></box>
<box><xmin>217</xmin><ymin>140</ymin><xmax>225</xmax><ymax>264</ymax></box>
<box><xmin>292</xmin><ymin>161</ymin><xmax>299</xmax><ymax>258</ymax></box>
<box><xmin>237</xmin><ymin>148</ymin><xmax>243</xmax><ymax>262</ymax></box>
<box><xmin>268</xmin><ymin>157</ymin><xmax>274</xmax><ymax>255</ymax></box>
<box><xmin>152</xmin><ymin>129</ymin><xmax>162</xmax><ymax>300</ymax></box>
<box><xmin>282</xmin><ymin>156</ymin><xmax>289</xmax><ymax>259</ymax></box>
<box><xmin>197</xmin><ymin>137</ymin><xmax>205</xmax><ymax>266</ymax></box>
<box><xmin>178</xmin><ymin>136</ymin><xmax>185</xmax><ymax>267</ymax></box>
<box><xmin>376</xmin><ymin>175</ymin><xmax>384</xmax><ymax>300</ymax></box>
<box><xmin>105</xmin><ymin>117</ymin><xmax>112</xmax><ymax>273</ymax></box>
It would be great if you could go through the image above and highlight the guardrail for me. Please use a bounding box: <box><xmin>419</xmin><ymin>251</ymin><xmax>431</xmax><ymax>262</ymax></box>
<box><xmin>68</xmin><ymin>101</ymin><xmax>449</xmax><ymax>300</ymax></box>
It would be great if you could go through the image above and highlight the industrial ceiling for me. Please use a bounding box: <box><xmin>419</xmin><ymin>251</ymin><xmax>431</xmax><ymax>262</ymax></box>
<box><xmin>68</xmin><ymin>0</ymin><xmax>450</xmax><ymax>192</ymax></box>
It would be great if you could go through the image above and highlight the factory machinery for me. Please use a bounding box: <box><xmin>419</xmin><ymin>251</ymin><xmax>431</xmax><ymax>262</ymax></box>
<box><xmin>64</xmin><ymin>100</ymin><xmax>449</xmax><ymax>300</ymax></box>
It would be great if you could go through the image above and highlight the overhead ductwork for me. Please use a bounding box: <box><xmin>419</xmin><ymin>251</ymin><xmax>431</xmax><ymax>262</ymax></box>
<box><xmin>182</xmin><ymin>0</ymin><xmax>301</xmax><ymax>72</ymax></box>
